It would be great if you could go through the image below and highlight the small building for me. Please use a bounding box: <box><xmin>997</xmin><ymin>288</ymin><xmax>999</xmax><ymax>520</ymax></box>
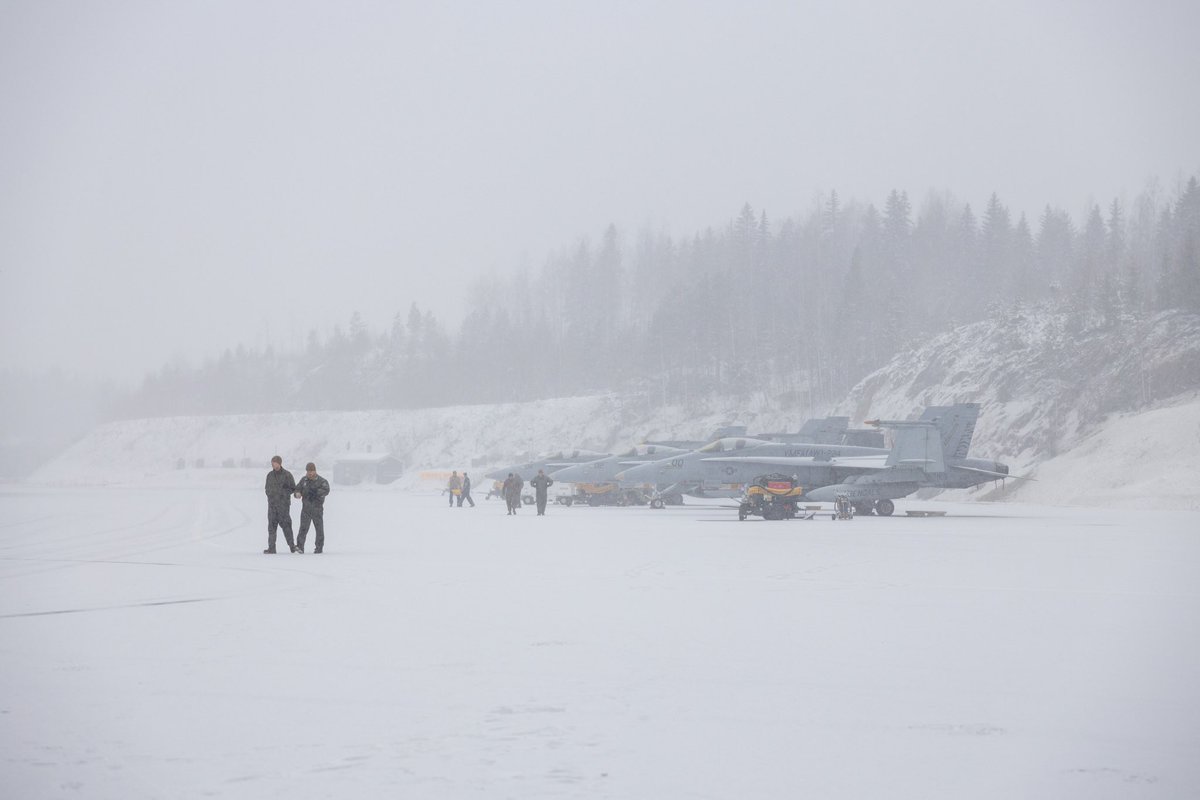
<box><xmin>332</xmin><ymin>453</ymin><xmax>404</xmax><ymax>485</ymax></box>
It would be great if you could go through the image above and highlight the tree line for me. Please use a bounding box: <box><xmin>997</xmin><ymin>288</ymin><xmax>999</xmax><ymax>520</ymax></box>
<box><xmin>117</xmin><ymin>176</ymin><xmax>1200</xmax><ymax>418</ymax></box>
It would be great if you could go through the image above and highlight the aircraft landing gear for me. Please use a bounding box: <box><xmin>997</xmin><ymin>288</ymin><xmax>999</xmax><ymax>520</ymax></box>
<box><xmin>875</xmin><ymin>499</ymin><xmax>895</xmax><ymax>517</ymax></box>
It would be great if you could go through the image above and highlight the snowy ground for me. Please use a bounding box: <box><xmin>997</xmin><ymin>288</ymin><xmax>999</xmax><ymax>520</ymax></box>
<box><xmin>2</xmin><ymin>483</ymin><xmax>1198</xmax><ymax>799</ymax></box>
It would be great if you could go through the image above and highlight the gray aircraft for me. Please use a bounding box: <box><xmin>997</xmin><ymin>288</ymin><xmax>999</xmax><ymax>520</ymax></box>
<box><xmin>484</xmin><ymin>449</ymin><xmax>610</xmax><ymax>483</ymax></box>
<box><xmin>555</xmin><ymin>418</ymin><xmax>876</xmax><ymax>506</ymax></box>
<box><xmin>640</xmin><ymin>425</ymin><xmax>748</xmax><ymax>449</ymax></box>
<box><xmin>617</xmin><ymin>404</ymin><xmax>1011</xmax><ymax>514</ymax></box>
<box><xmin>547</xmin><ymin>443</ymin><xmax>693</xmax><ymax>504</ymax></box>
<box><xmin>548</xmin><ymin>444</ymin><xmax>691</xmax><ymax>484</ymax></box>
<box><xmin>708</xmin><ymin>404</ymin><xmax>1015</xmax><ymax>514</ymax></box>
<box><xmin>753</xmin><ymin>416</ymin><xmax>885</xmax><ymax>447</ymax></box>
<box><xmin>614</xmin><ymin>433</ymin><xmax>893</xmax><ymax>502</ymax></box>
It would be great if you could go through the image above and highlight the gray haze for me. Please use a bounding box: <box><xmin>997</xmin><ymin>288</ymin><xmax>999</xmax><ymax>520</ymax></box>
<box><xmin>2</xmin><ymin>0</ymin><xmax>1198</xmax><ymax>383</ymax></box>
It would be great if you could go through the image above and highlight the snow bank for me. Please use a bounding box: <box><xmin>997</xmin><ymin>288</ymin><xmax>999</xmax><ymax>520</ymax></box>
<box><xmin>1009</xmin><ymin>394</ymin><xmax>1200</xmax><ymax>510</ymax></box>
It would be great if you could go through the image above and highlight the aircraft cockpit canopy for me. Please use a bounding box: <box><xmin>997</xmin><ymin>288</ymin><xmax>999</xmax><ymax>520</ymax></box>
<box><xmin>541</xmin><ymin>449</ymin><xmax>605</xmax><ymax>460</ymax></box>
<box><xmin>625</xmin><ymin>444</ymin><xmax>670</xmax><ymax>457</ymax></box>
<box><xmin>697</xmin><ymin>437</ymin><xmax>768</xmax><ymax>453</ymax></box>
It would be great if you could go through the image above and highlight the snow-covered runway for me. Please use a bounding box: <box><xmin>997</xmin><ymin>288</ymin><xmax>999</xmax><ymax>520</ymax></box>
<box><xmin>2</xmin><ymin>485</ymin><xmax>1197</xmax><ymax>798</ymax></box>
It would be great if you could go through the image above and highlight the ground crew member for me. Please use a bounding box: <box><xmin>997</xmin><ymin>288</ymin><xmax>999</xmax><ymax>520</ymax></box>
<box><xmin>531</xmin><ymin>469</ymin><xmax>554</xmax><ymax>516</ymax></box>
<box><xmin>447</xmin><ymin>470</ymin><xmax>462</xmax><ymax>507</ymax></box>
<box><xmin>460</xmin><ymin>472</ymin><xmax>476</xmax><ymax>507</ymax></box>
<box><xmin>503</xmin><ymin>473</ymin><xmax>520</xmax><ymax>514</ymax></box>
<box><xmin>264</xmin><ymin>456</ymin><xmax>297</xmax><ymax>554</ymax></box>
<box><xmin>294</xmin><ymin>462</ymin><xmax>331</xmax><ymax>553</ymax></box>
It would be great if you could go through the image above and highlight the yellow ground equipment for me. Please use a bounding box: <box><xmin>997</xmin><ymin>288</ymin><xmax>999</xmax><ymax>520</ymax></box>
<box><xmin>738</xmin><ymin>474</ymin><xmax>805</xmax><ymax>520</ymax></box>
<box><xmin>570</xmin><ymin>482</ymin><xmax>650</xmax><ymax>506</ymax></box>
<box><xmin>832</xmin><ymin>493</ymin><xmax>854</xmax><ymax>521</ymax></box>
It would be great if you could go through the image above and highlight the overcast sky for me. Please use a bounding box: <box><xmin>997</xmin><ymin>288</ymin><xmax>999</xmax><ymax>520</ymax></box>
<box><xmin>2</xmin><ymin>0</ymin><xmax>1198</xmax><ymax>384</ymax></box>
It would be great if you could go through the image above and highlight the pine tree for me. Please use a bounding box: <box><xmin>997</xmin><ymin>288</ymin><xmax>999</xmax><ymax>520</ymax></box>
<box><xmin>1036</xmin><ymin>205</ymin><xmax>1074</xmax><ymax>299</ymax></box>
<box><xmin>1012</xmin><ymin>214</ymin><xmax>1036</xmax><ymax>302</ymax></box>
<box><xmin>980</xmin><ymin>193</ymin><xmax>1012</xmax><ymax>311</ymax></box>
<box><xmin>1077</xmin><ymin>204</ymin><xmax>1107</xmax><ymax>309</ymax></box>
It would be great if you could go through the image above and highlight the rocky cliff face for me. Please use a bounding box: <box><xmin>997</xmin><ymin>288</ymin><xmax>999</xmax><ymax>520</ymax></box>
<box><xmin>833</xmin><ymin>309</ymin><xmax>1200</xmax><ymax>477</ymax></box>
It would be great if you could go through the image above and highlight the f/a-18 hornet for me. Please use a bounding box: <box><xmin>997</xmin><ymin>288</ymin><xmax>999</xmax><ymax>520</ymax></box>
<box><xmin>484</xmin><ymin>449</ymin><xmax>610</xmax><ymax>484</ymax></box>
<box><xmin>617</xmin><ymin>404</ymin><xmax>1013</xmax><ymax>515</ymax></box>
<box><xmin>555</xmin><ymin>418</ymin><xmax>880</xmax><ymax>507</ymax></box>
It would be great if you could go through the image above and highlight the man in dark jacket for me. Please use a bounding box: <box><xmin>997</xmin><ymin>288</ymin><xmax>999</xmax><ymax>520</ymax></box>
<box><xmin>294</xmin><ymin>462</ymin><xmax>331</xmax><ymax>553</ymax></box>
<box><xmin>530</xmin><ymin>468</ymin><xmax>554</xmax><ymax>516</ymax></box>
<box><xmin>502</xmin><ymin>473</ymin><xmax>520</xmax><ymax>515</ymax></box>
<box><xmin>460</xmin><ymin>472</ymin><xmax>476</xmax><ymax>507</ymax></box>
<box><xmin>264</xmin><ymin>456</ymin><xmax>297</xmax><ymax>554</ymax></box>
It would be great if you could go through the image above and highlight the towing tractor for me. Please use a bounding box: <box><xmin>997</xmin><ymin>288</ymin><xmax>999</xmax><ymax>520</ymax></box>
<box><xmin>738</xmin><ymin>473</ymin><xmax>805</xmax><ymax>521</ymax></box>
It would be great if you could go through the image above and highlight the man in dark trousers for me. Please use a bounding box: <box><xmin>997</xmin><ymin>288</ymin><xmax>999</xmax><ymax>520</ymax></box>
<box><xmin>530</xmin><ymin>468</ymin><xmax>554</xmax><ymax>516</ymax></box>
<box><xmin>294</xmin><ymin>462</ymin><xmax>331</xmax><ymax>553</ymax></box>
<box><xmin>459</xmin><ymin>472</ymin><xmax>476</xmax><ymax>507</ymax></box>
<box><xmin>264</xmin><ymin>456</ymin><xmax>297</xmax><ymax>554</ymax></box>
<box><xmin>502</xmin><ymin>472</ymin><xmax>519</xmax><ymax>515</ymax></box>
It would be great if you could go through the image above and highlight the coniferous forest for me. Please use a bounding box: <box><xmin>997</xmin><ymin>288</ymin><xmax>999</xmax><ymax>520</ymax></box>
<box><xmin>120</xmin><ymin>178</ymin><xmax>1200</xmax><ymax>418</ymax></box>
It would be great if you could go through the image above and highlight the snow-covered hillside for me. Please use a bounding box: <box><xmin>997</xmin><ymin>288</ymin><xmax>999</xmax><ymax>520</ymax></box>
<box><xmin>32</xmin><ymin>310</ymin><xmax>1200</xmax><ymax>508</ymax></box>
<box><xmin>1008</xmin><ymin>395</ymin><xmax>1200</xmax><ymax>510</ymax></box>
<box><xmin>834</xmin><ymin>309</ymin><xmax>1200</xmax><ymax>495</ymax></box>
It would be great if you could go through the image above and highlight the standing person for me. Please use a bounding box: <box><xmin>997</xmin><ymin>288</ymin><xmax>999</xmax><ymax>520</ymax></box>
<box><xmin>502</xmin><ymin>472</ymin><xmax>519</xmax><ymax>515</ymax></box>
<box><xmin>294</xmin><ymin>462</ymin><xmax>331</xmax><ymax>554</ymax></box>
<box><xmin>264</xmin><ymin>456</ymin><xmax>297</xmax><ymax>554</ymax></box>
<box><xmin>447</xmin><ymin>470</ymin><xmax>462</xmax><ymax>508</ymax></box>
<box><xmin>530</xmin><ymin>468</ymin><xmax>554</xmax><ymax>516</ymax></box>
<box><xmin>513</xmin><ymin>472</ymin><xmax>526</xmax><ymax>513</ymax></box>
<box><xmin>460</xmin><ymin>472</ymin><xmax>476</xmax><ymax>507</ymax></box>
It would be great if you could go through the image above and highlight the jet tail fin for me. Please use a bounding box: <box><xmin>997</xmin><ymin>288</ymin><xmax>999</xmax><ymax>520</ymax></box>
<box><xmin>867</xmin><ymin>420</ymin><xmax>946</xmax><ymax>473</ymax></box>
<box><xmin>929</xmin><ymin>403</ymin><xmax>980</xmax><ymax>460</ymax></box>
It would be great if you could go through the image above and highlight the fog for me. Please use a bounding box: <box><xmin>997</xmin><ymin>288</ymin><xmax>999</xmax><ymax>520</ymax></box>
<box><xmin>1</xmin><ymin>0</ymin><xmax>1198</xmax><ymax>385</ymax></box>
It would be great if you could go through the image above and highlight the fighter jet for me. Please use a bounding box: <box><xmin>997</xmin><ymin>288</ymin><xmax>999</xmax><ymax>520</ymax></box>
<box><xmin>753</xmin><ymin>416</ymin><xmax>885</xmax><ymax>447</ymax></box>
<box><xmin>640</xmin><ymin>425</ymin><xmax>748</xmax><ymax>449</ymax></box>
<box><xmin>548</xmin><ymin>443</ymin><xmax>691</xmax><ymax>484</ymax></box>
<box><xmin>547</xmin><ymin>443</ymin><xmax>693</xmax><ymax>505</ymax></box>
<box><xmin>484</xmin><ymin>449</ymin><xmax>610</xmax><ymax>483</ymax></box>
<box><xmin>617</xmin><ymin>404</ymin><xmax>1012</xmax><ymax>514</ymax></box>
<box><xmin>706</xmin><ymin>404</ymin><xmax>1016</xmax><ymax>515</ymax></box>
<box><xmin>565</xmin><ymin>419</ymin><xmax>871</xmax><ymax>506</ymax></box>
<box><xmin>614</xmin><ymin>433</ymin><xmax>892</xmax><ymax>502</ymax></box>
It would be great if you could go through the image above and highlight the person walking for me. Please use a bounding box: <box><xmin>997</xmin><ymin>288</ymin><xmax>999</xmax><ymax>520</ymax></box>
<box><xmin>447</xmin><ymin>470</ymin><xmax>462</xmax><ymax>508</ymax></box>
<box><xmin>502</xmin><ymin>472</ymin><xmax>520</xmax><ymax>514</ymax></box>
<box><xmin>294</xmin><ymin>462</ymin><xmax>331</xmax><ymax>553</ymax></box>
<box><xmin>263</xmin><ymin>456</ymin><xmax>297</xmax><ymax>554</ymax></box>
<box><xmin>530</xmin><ymin>468</ymin><xmax>554</xmax><ymax>516</ymax></box>
<box><xmin>460</xmin><ymin>472</ymin><xmax>476</xmax><ymax>507</ymax></box>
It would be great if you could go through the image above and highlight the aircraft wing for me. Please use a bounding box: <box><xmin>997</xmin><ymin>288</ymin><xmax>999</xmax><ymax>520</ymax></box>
<box><xmin>954</xmin><ymin>465</ymin><xmax>1036</xmax><ymax>481</ymax></box>
<box><xmin>702</xmin><ymin>455</ymin><xmax>891</xmax><ymax>469</ymax></box>
<box><xmin>543</xmin><ymin>461</ymin><xmax>585</xmax><ymax>470</ymax></box>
